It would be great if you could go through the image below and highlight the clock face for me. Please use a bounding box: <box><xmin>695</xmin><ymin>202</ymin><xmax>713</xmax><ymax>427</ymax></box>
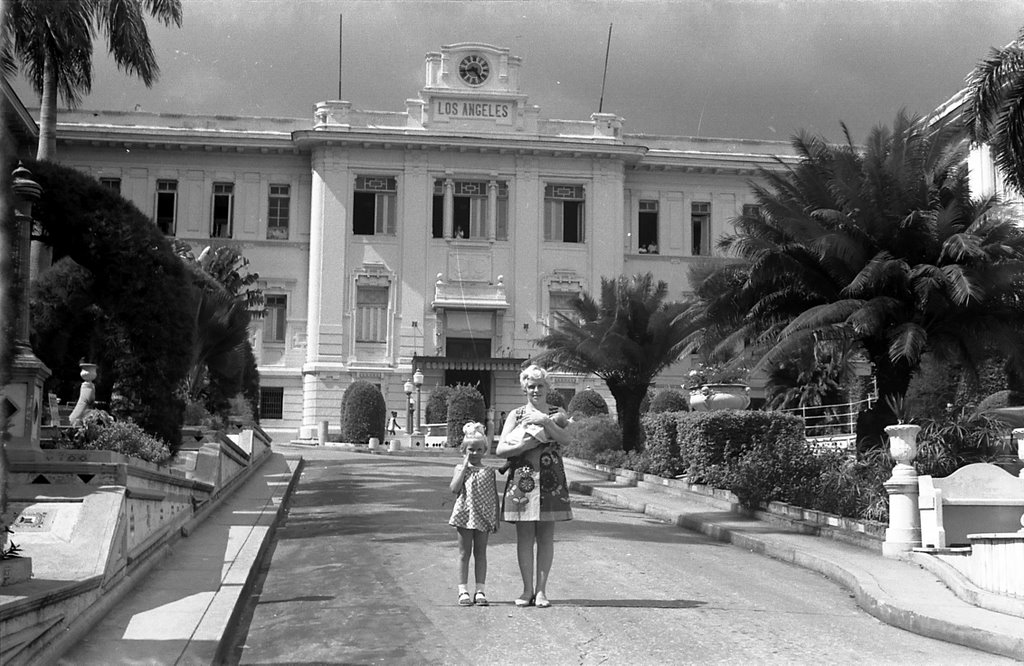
<box><xmin>458</xmin><ymin>55</ymin><xmax>490</xmax><ymax>86</ymax></box>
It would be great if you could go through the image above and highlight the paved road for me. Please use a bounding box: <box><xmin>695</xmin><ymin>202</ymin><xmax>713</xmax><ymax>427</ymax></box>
<box><xmin>226</xmin><ymin>447</ymin><xmax>1013</xmax><ymax>665</ymax></box>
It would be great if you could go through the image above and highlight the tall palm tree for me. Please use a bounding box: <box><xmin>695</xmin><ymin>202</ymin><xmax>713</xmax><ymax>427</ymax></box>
<box><xmin>704</xmin><ymin>112</ymin><xmax>1024</xmax><ymax>441</ymax></box>
<box><xmin>533</xmin><ymin>273</ymin><xmax>704</xmax><ymax>451</ymax></box>
<box><xmin>3</xmin><ymin>0</ymin><xmax>182</xmax><ymax>161</ymax></box>
<box><xmin>965</xmin><ymin>28</ymin><xmax>1024</xmax><ymax>196</ymax></box>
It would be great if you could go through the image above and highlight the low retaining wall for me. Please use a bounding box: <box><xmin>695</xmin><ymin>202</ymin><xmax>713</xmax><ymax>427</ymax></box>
<box><xmin>566</xmin><ymin>458</ymin><xmax>885</xmax><ymax>551</ymax></box>
<box><xmin>0</xmin><ymin>426</ymin><xmax>273</xmax><ymax>666</ymax></box>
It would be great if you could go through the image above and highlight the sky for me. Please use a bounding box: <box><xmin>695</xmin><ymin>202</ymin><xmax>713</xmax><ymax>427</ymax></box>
<box><xmin>9</xmin><ymin>0</ymin><xmax>1024</xmax><ymax>142</ymax></box>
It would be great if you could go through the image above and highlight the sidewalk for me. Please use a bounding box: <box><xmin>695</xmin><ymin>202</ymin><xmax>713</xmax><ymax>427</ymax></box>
<box><xmin>563</xmin><ymin>460</ymin><xmax>1024</xmax><ymax>661</ymax></box>
<box><xmin>56</xmin><ymin>452</ymin><xmax>303</xmax><ymax>666</ymax></box>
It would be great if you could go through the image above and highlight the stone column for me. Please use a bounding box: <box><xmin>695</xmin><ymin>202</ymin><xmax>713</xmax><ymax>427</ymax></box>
<box><xmin>5</xmin><ymin>165</ymin><xmax>50</xmax><ymax>452</ymax></box>
<box><xmin>882</xmin><ymin>423</ymin><xmax>922</xmax><ymax>557</ymax></box>
<box><xmin>487</xmin><ymin>178</ymin><xmax>498</xmax><ymax>242</ymax></box>
<box><xmin>443</xmin><ymin>177</ymin><xmax>454</xmax><ymax>239</ymax></box>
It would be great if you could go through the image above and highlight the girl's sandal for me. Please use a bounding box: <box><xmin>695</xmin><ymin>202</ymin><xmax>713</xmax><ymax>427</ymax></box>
<box><xmin>458</xmin><ymin>591</ymin><xmax>474</xmax><ymax>606</ymax></box>
<box><xmin>513</xmin><ymin>595</ymin><xmax>535</xmax><ymax>608</ymax></box>
<box><xmin>535</xmin><ymin>593</ymin><xmax>551</xmax><ymax>608</ymax></box>
<box><xmin>474</xmin><ymin>591</ymin><xmax>489</xmax><ymax>606</ymax></box>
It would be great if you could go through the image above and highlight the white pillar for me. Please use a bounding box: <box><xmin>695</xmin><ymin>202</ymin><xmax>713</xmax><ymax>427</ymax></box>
<box><xmin>882</xmin><ymin>423</ymin><xmax>922</xmax><ymax>557</ymax></box>
<box><xmin>443</xmin><ymin>177</ymin><xmax>454</xmax><ymax>239</ymax></box>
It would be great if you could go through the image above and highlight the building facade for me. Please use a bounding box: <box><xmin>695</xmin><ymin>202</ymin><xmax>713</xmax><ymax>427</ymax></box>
<box><xmin>47</xmin><ymin>43</ymin><xmax>802</xmax><ymax>441</ymax></box>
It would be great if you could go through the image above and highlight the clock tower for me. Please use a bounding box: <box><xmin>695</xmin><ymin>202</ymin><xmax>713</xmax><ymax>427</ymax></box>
<box><xmin>419</xmin><ymin>43</ymin><xmax>534</xmax><ymax>133</ymax></box>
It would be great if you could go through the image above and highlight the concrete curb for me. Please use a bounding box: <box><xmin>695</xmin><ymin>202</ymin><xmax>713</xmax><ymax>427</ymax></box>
<box><xmin>568</xmin><ymin>473</ymin><xmax>1024</xmax><ymax>661</ymax></box>
<box><xmin>908</xmin><ymin>551</ymin><xmax>1024</xmax><ymax>620</ymax></box>
<box><xmin>208</xmin><ymin>456</ymin><xmax>305</xmax><ymax>665</ymax></box>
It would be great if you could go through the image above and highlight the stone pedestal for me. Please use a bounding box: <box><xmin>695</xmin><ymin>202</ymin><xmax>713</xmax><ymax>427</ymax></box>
<box><xmin>882</xmin><ymin>423</ymin><xmax>922</xmax><ymax>557</ymax></box>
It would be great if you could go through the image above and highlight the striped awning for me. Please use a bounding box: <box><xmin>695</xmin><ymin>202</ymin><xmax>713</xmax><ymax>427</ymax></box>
<box><xmin>413</xmin><ymin>355</ymin><xmax>528</xmax><ymax>372</ymax></box>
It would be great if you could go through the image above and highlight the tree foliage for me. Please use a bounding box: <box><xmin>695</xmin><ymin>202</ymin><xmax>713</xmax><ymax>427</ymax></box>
<box><xmin>699</xmin><ymin>112</ymin><xmax>1024</xmax><ymax>442</ymax></box>
<box><xmin>26</xmin><ymin>159</ymin><xmax>192</xmax><ymax>451</ymax></box>
<box><xmin>533</xmin><ymin>273</ymin><xmax>703</xmax><ymax>451</ymax></box>
<box><xmin>3</xmin><ymin>0</ymin><xmax>183</xmax><ymax>160</ymax></box>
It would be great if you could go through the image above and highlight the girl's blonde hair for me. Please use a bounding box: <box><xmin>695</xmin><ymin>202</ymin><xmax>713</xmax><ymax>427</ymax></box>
<box><xmin>519</xmin><ymin>364</ymin><xmax>549</xmax><ymax>391</ymax></box>
<box><xmin>461</xmin><ymin>421</ymin><xmax>487</xmax><ymax>449</ymax></box>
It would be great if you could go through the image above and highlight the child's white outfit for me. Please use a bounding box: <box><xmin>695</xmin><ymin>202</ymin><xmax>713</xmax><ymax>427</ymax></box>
<box><xmin>448</xmin><ymin>464</ymin><xmax>499</xmax><ymax>533</ymax></box>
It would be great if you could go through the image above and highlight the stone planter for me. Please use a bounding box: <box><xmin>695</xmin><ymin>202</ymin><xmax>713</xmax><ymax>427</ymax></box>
<box><xmin>884</xmin><ymin>423</ymin><xmax>920</xmax><ymax>467</ymax></box>
<box><xmin>687</xmin><ymin>383</ymin><xmax>750</xmax><ymax>411</ymax></box>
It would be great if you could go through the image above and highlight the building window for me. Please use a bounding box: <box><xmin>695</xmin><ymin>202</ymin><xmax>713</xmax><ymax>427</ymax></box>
<box><xmin>259</xmin><ymin>387</ymin><xmax>284</xmax><ymax>420</ymax></box>
<box><xmin>544</xmin><ymin>184</ymin><xmax>585</xmax><ymax>243</ymax></box>
<box><xmin>100</xmin><ymin>177</ymin><xmax>121</xmax><ymax>193</ymax></box>
<box><xmin>267</xmin><ymin>184</ymin><xmax>290</xmax><ymax>239</ymax></box>
<box><xmin>431</xmin><ymin>180</ymin><xmax>507</xmax><ymax>240</ymax></box>
<box><xmin>264</xmin><ymin>294</ymin><xmax>287</xmax><ymax>343</ymax></box>
<box><xmin>495</xmin><ymin>183</ymin><xmax>509</xmax><ymax>241</ymax></box>
<box><xmin>355</xmin><ymin>285</ymin><xmax>389</xmax><ymax>342</ymax></box>
<box><xmin>353</xmin><ymin>176</ymin><xmax>397</xmax><ymax>236</ymax></box>
<box><xmin>549</xmin><ymin>290</ymin><xmax>580</xmax><ymax>325</ymax></box>
<box><xmin>638</xmin><ymin>200</ymin><xmax>659</xmax><ymax>253</ymax></box>
<box><xmin>691</xmin><ymin>201</ymin><xmax>710</xmax><ymax>256</ymax></box>
<box><xmin>155</xmin><ymin>179</ymin><xmax>178</xmax><ymax>235</ymax></box>
<box><xmin>447</xmin><ymin>337</ymin><xmax>491</xmax><ymax>359</ymax></box>
<box><xmin>211</xmin><ymin>182</ymin><xmax>234</xmax><ymax>238</ymax></box>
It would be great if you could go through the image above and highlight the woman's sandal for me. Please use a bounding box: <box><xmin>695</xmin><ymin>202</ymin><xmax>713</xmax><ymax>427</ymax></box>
<box><xmin>513</xmin><ymin>595</ymin><xmax>535</xmax><ymax>608</ymax></box>
<box><xmin>474</xmin><ymin>591</ymin><xmax>489</xmax><ymax>606</ymax></box>
<box><xmin>535</xmin><ymin>593</ymin><xmax>551</xmax><ymax>608</ymax></box>
<box><xmin>458</xmin><ymin>591</ymin><xmax>474</xmax><ymax>606</ymax></box>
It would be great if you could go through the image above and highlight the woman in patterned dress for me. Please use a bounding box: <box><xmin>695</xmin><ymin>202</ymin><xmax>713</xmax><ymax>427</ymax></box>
<box><xmin>448</xmin><ymin>422</ymin><xmax>499</xmax><ymax>606</ymax></box>
<box><xmin>495</xmin><ymin>365</ymin><xmax>573</xmax><ymax>609</ymax></box>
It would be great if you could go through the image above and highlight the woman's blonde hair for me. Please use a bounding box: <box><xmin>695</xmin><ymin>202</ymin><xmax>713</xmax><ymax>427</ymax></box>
<box><xmin>519</xmin><ymin>364</ymin><xmax>549</xmax><ymax>391</ymax></box>
<box><xmin>461</xmin><ymin>421</ymin><xmax>487</xmax><ymax>448</ymax></box>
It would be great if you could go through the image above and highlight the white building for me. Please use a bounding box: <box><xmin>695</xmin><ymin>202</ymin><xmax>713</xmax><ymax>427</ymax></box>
<box><xmin>43</xmin><ymin>43</ymin><xmax>801</xmax><ymax>441</ymax></box>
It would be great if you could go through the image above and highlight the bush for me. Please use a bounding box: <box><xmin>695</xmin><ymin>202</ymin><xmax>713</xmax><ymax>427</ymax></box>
<box><xmin>546</xmin><ymin>390</ymin><xmax>567</xmax><ymax>409</ymax></box>
<box><xmin>340</xmin><ymin>381</ymin><xmax>387</xmax><ymax>444</ymax></box>
<box><xmin>567</xmin><ymin>389</ymin><xmax>608</xmax><ymax>418</ymax></box>
<box><xmin>447</xmin><ymin>385</ymin><xmax>486</xmax><ymax>447</ymax></box>
<box><xmin>649</xmin><ymin>389</ymin><xmax>689</xmax><ymax>414</ymax></box>
<box><xmin>633</xmin><ymin>412</ymin><xmax>686</xmax><ymax>477</ymax></box>
<box><xmin>55</xmin><ymin>410</ymin><xmax>172</xmax><ymax>464</ymax></box>
<box><xmin>564</xmin><ymin>415</ymin><xmax>623</xmax><ymax>460</ymax></box>
<box><xmin>425</xmin><ymin>385</ymin><xmax>453</xmax><ymax>424</ymax></box>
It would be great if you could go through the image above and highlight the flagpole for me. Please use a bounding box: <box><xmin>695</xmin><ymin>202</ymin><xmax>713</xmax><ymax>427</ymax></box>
<box><xmin>344</xmin><ymin>13</ymin><xmax>348</xmax><ymax>98</ymax></box>
<box><xmin>598</xmin><ymin>23</ymin><xmax>613</xmax><ymax>113</ymax></box>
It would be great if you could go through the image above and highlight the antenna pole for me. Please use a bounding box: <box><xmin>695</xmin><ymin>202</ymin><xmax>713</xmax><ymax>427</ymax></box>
<box><xmin>598</xmin><ymin>23</ymin><xmax>613</xmax><ymax>113</ymax></box>
<box><xmin>344</xmin><ymin>13</ymin><xmax>348</xmax><ymax>98</ymax></box>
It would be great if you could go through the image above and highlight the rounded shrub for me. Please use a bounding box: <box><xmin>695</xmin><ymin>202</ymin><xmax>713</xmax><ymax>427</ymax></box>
<box><xmin>649</xmin><ymin>388</ymin><xmax>689</xmax><ymax>414</ymax></box>
<box><xmin>564</xmin><ymin>415</ymin><xmax>623</xmax><ymax>463</ymax></box>
<box><xmin>425</xmin><ymin>385</ymin><xmax>453</xmax><ymax>424</ymax></box>
<box><xmin>341</xmin><ymin>381</ymin><xmax>387</xmax><ymax>444</ymax></box>
<box><xmin>546</xmin><ymin>390</ymin><xmax>566</xmax><ymax>409</ymax></box>
<box><xmin>567</xmin><ymin>389</ymin><xmax>608</xmax><ymax>418</ymax></box>
<box><xmin>446</xmin><ymin>385</ymin><xmax>485</xmax><ymax>447</ymax></box>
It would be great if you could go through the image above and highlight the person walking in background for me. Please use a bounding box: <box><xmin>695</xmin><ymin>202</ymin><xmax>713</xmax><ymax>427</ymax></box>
<box><xmin>386</xmin><ymin>410</ymin><xmax>400</xmax><ymax>436</ymax></box>
<box><xmin>495</xmin><ymin>365</ymin><xmax>572</xmax><ymax>609</ymax></box>
<box><xmin>448</xmin><ymin>422</ymin><xmax>500</xmax><ymax>606</ymax></box>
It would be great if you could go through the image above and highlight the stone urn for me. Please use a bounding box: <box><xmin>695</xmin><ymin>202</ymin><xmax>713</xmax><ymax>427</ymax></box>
<box><xmin>687</xmin><ymin>383</ymin><xmax>751</xmax><ymax>411</ymax></box>
<box><xmin>368</xmin><ymin>437</ymin><xmax>380</xmax><ymax>451</ymax></box>
<box><xmin>884</xmin><ymin>423</ymin><xmax>921</xmax><ymax>467</ymax></box>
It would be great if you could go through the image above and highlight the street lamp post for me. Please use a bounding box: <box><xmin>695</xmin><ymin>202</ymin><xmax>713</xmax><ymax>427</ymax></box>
<box><xmin>413</xmin><ymin>368</ymin><xmax>424</xmax><ymax>436</ymax></box>
<box><xmin>403</xmin><ymin>379</ymin><xmax>414</xmax><ymax>433</ymax></box>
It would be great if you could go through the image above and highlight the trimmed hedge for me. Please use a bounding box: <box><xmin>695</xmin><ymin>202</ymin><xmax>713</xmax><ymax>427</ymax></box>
<box><xmin>567</xmin><ymin>389</ymin><xmax>608</xmax><ymax>418</ymax></box>
<box><xmin>425</xmin><ymin>385</ymin><xmax>453</xmax><ymax>424</ymax></box>
<box><xmin>446</xmin><ymin>385</ymin><xmax>486</xmax><ymax>447</ymax></box>
<box><xmin>649</xmin><ymin>388</ymin><xmax>689</xmax><ymax>414</ymax></box>
<box><xmin>564</xmin><ymin>415</ymin><xmax>623</xmax><ymax>463</ymax></box>
<box><xmin>341</xmin><ymin>381</ymin><xmax>386</xmax><ymax>444</ymax></box>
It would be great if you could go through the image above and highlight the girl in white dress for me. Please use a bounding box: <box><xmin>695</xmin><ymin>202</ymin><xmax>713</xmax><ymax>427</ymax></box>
<box><xmin>448</xmin><ymin>422</ymin><xmax>499</xmax><ymax>606</ymax></box>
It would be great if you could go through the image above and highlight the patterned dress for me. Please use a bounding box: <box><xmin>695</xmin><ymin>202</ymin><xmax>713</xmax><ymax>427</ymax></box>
<box><xmin>501</xmin><ymin>406</ymin><xmax>573</xmax><ymax>523</ymax></box>
<box><xmin>448</xmin><ymin>465</ymin><xmax>499</xmax><ymax>533</ymax></box>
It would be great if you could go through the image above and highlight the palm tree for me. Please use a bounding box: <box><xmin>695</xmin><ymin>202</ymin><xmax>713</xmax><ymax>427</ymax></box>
<box><xmin>532</xmin><ymin>273</ymin><xmax>703</xmax><ymax>452</ymax></box>
<box><xmin>3</xmin><ymin>0</ymin><xmax>182</xmax><ymax>161</ymax></box>
<box><xmin>965</xmin><ymin>28</ymin><xmax>1024</xmax><ymax>196</ymax></box>
<box><xmin>704</xmin><ymin>112</ymin><xmax>1024</xmax><ymax>442</ymax></box>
